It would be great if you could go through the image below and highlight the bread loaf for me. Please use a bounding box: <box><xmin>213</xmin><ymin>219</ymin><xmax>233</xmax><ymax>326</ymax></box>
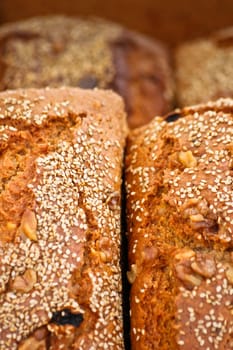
<box><xmin>176</xmin><ymin>27</ymin><xmax>233</xmax><ymax>106</ymax></box>
<box><xmin>0</xmin><ymin>87</ymin><xmax>127</xmax><ymax>350</ymax></box>
<box><xmin>0</xmin><ymin>15</ymin><xmax>174</xmax><ymax>129</ymax></box>
<box><xmin>126</xmin><ymin>98</ymin><xmax>233</xmax><ymax>349</ymax></box>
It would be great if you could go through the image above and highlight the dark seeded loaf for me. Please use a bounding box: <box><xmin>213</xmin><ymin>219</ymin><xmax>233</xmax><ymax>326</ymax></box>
<box><xmin>126</xmin><ymin>98</ymin><xmax>233</xmax><ymax>350</ymax></box>
<box><xmin>0</xmin><ymin>15</ymin><xmax>174</xmax><ymax>129</ymax></box>
<box><xmin>0</xmin><ymin>87</ymin><xmax>127</xmax><ymax>350</ymax></box>
<box><xmin>176</xmin><ymin>27</ymin><xmax>233</xmax><ymax>106</ymax></box>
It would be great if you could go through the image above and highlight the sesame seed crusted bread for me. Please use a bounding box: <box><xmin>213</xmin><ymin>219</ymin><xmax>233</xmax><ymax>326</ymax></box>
<box><xmin>0</xmin><ymin>87</ymin><xmax>127</xmax><ymax>350</ymax></box>
<box><xmin>175</xmin><ymin>27</ymin><xmax>233</xmax><ymax>107</ymax></box>
<box><xmin>125</xmin><ymin>98</ymin><xmax>233</xmax><ymax>349</ymax></box>
<box><xmin>0</xmin><ymin>15</ymin><xmax>174</xmax><ymax>129</ymax></box>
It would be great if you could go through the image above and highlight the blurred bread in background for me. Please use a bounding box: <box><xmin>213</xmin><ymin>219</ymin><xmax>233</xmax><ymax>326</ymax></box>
<box><xmin>0</xmin><ymin>0</ymin><xmax>233</xmax><ymax>47</ymax></box>
<box><xmin>0</xmin><ymin>16</ymin><xmax>174</xmax><ymax>128</ymax></box>
<box><xmin>176</xmin><ymin>27</ymin><xmax>233</xmax><ymax>106</ymax></box>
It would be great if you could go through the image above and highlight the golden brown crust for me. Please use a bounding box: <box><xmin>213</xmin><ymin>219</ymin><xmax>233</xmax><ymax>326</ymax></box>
<box><xmin>0</xmin><ymin>15</ymin><xmax>174</xmax><ymax>128</ymax></box>
<box><xmin>176</xmin><ymin>27</ymin><xmax>233</xmax><ymax>106</ymax></box>
<box><xmin>126</xmin><ymin>98</ymin><xmax>233</xmax><ymax>349</ymax></box>
<box><xmin>0</xmin><ymin>87</ymin><xmax>127</xmax><ymax>349</ymax></box>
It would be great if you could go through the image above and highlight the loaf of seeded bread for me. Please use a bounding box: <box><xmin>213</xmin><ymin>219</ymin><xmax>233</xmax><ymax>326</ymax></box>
<box><xmin>126</xmin><ymin>99</ymin><xmax>233</xmax><ymax>349</ymax></box>
<box><xmin>0</xmin><ymin>15</ymin><xmax>174</xmax><ymax>129</ymax></box>
<box><xmin>0</xmin><ymin>87</ymin><xmax>127</xmax><ymax>350</ymax></box>
<box><xmin>176</xmin><ymin>27</ymin><xmax>233</xmax><ymax>106</ymax></box>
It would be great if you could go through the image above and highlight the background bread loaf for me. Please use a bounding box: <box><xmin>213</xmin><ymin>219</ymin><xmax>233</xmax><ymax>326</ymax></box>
<box><xmin>176</xmin><ymin>27</ymin><xmax>233</xmax><ymax>106</ymax></box>
<box><xmin>1</xmin><ymin>0</ymin><xmax>233</xmax><ymax>48</ymax></box>
<box><xmin>0</xmin><ymin>16</ymin><xmax>174</xmax><ymax>129</ymax></box>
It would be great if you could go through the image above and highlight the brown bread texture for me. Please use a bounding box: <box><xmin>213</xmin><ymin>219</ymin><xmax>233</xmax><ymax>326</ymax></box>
<box><xmin>125</xmin><ymin>98</ymin><xmax>233</xmax><ymax>349</ymax></box>
<box><xmin>0</xmin><ymin>15</ymin><xmax>174</xmax><ymax>129</ymax></box>
<box><xmin>176</xmin><ymin>27</ymin><xmax>233</xmax><ymax>107</ymax></box>
<box><xmin>0</xmin><ymin>87</ymin><xmax>127</xmax><ymax>350</ymax></box>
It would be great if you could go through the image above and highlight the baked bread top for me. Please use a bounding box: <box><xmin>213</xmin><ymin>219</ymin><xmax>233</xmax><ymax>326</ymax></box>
<box><xmin>0</xmin><ymin>87</ymin><xmax>127</xmax><ymax>350</ymax></box>
<box><xmin>126</xmin><ymin>98</ymin><xmax>233</xmax><ymax>349</ymax></box>
<box><xmin>127</xmin><ymin>98</ymin><xmax>233</xmax><ymax>250</ymax></box>
<box><xmin>0</xmin><ymin>15</ymin><xmax>174</xmax><ymax>129</ymax></box>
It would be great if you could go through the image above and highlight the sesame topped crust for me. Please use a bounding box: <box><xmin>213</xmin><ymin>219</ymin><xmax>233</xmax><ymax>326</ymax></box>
<box><xmin>126</xmin><ymin>98</ymin><xmax>233</xmax><ymax>349</ymax></box>
<box><xmin>0</xmin><ymin>87</ymin><xmax>127</xmax><ymax>349</ymax></box>
<box><xmin>174</xmin><ymin>248</ymin><xmax>233</xmax><ymax>350</ymax></box>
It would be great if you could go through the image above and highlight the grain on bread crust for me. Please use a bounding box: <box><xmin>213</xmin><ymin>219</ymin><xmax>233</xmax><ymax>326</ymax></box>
<box><xmin>0</xmin><ymin>87</ymin><xmax>127</xmax><ymax>350</ymax></box>
<box><xmin>0</xmin><ymin>15</ymin><xmax>174</xmax><ymax>128</ymax></box>
<box><xmin>176</xmin><ymin>27</ymin><xmax>233</xmax><ymax>106</ymax></box>
<box><xmin>126</xmin><ymin>98</ymin><xmax>233</xmax><ymax>349</ymax></box>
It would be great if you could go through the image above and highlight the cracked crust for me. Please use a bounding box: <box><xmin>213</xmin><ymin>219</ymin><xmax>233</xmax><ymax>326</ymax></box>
<box><xmin>0</xmin><ymin>87</ymin><xmax>127</xmax><ymax>349</ymax></box>
<box><xmin>126</xmin><ymin>98</ymin><xmax>233</xmax><ymax>349</ymax></box>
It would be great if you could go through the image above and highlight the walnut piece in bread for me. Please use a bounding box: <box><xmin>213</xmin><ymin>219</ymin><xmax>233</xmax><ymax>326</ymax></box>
<box><xmin>0</xmin><ymin>87</ymin><xmax>127</xmax><ymax>350</ymax></box>
<box><xmin>126</xmin><ymin>98</ymin><xmax>233</xmax><ymax>349</ymax></box>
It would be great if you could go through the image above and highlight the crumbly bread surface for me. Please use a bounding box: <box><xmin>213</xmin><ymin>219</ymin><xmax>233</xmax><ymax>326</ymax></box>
<box><xmin>176</xmin><ymin>27</ymin><xmax>233</xmax><ymax>106</ymax></box>
<box><xmin>0</xmin><ymin>15</ymin><xmax>174</xmax><ymax>129</ymax></box>
<box><xmin>126</xmin><ymin>98</ymin><xmax>233</xmax><ymax>349</ymax></box>
<box><xmin>0</xmin><ymin>87</ymin><xmax>127</xmax><ymax>350</ymax></box>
